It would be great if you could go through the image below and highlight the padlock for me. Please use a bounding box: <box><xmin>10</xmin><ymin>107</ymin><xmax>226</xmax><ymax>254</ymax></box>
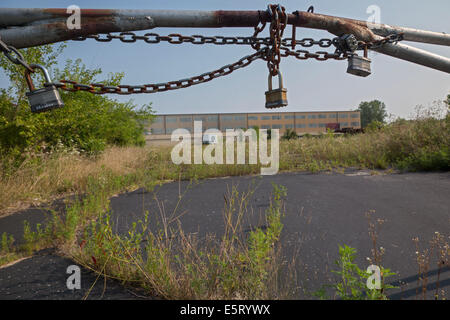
<box><xmin>265</xmin><ymin>72</ymin><xmax>288</xmax><ymax>109</ymax></box>
<box><xmin>25</xmin><ymin>64</ymin><xmax>64</xmax><ymax>113</ymax></box>
<box><xmin>347</xmin><ymin>54</ymin><xmax>372</xmax><ymax>77</ymax></box>
<box><xmin>336</xmin><ymin>34</ymin><xmax>359</xmax><ymax>53</ymax></box>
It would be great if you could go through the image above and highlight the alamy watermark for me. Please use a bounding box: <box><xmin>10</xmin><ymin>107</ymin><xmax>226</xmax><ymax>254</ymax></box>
<box><xmin>366</xmin><ymin>5</ymin><xmax>382</xmax><ymax>25</ymax></box>
<box><xmin>170</xmin><ymin>121</ymin><xmax>279</xmax><ymax>175</ymax></box>
<box><xmin>366</xmin><ymin>264</ymin><xmax>382</xmax><ymax>290</ymax></box>
<box><xmin>66</xmin><ymin>5</ymin><xmax>81</xmax><ymax>30</ymax></box>
<box><xmin>66</xmin><ymin>265</ymin><xmax>81</xmax><ymax>290</ymax></box>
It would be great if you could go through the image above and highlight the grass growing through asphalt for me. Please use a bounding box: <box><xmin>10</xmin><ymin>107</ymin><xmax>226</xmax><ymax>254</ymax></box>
<box><xmin>0</xmin><ymin>106</ymin><xmax>448</xmax><ymax>299</ymax></box>
<box><xmin>63</xmin><ymin>182</ymin><xmax>287</xmax><ymax>300</ymax></box>
<box><xmin>1</xmin><ymin>109</ymin><xmax>448</xmax><ymax>215</ymax></box>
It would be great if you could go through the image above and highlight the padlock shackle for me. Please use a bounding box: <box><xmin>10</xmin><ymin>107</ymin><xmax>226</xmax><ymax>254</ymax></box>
<box><xmin>267</xmin><ymin>72</ymin><xmax>284</xmax><ymax>91</ymax></box>
<box><xmin>24</xmin><ymin>64</ymin><xmax>52</xmax><ymax>92</ymax></box>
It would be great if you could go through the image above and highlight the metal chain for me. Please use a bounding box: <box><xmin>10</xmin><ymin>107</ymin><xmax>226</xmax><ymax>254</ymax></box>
<box><xmin>266</xmin><ymin>4</ymin><xmax>288</xmax><ymax>76</ymax></box>
<box><xmin>280</xmin><ymin>46</ymin><xmax>348</xmax><ymax>61</ymax></box>
<box><xmin>361</xmin><ymin>33</ymin><xmax>404</xmax><ymax>50</ymax></box>
<box><xmin>54</xmin><ymin>48</ymin><xmax>267</xmax><ymax>95</ymax></box>
<box><xmin>0</xmin><ymin>36</ymin><xmax>34</xmax><ymax>72</ymax></box>
<box><xmin>250</xmin><ymin>10</ymin><xmax>267</xmax><ymax>51</ymax></box>
<box><xmin>0</xmin><ymin>26</ymin><xmax>404</xmax><ymax>96</ymax></box>
<box><xmin>73</xmin><ymin>32</ymin><xmax>339</xmax><ymax>49</ymax></box>
<box><xmin>74</xmin><ymin>33</ymin><xmax>271</xmax><ymax>46</ymax></box>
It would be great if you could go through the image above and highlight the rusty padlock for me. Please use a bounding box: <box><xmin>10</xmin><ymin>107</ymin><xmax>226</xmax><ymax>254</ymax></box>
<box><xmin>25</xmin><ymin>64</ymin><xmax>64</xmax><ymax>113</ymax></box>
<box><xmin>265</xmin><ymin>72</ymin><xmax>288</xmax><ymax>109</ymax></box>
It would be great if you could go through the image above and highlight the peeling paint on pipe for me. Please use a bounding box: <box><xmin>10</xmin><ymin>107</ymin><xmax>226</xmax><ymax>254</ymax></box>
<box><xmin>0</xmin><ymin>8</ymin><xmax>449</xmax><ymax>73</ymax></box>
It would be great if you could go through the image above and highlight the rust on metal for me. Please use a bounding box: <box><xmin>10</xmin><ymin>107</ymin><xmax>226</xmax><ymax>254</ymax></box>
<box><xmin>0</xmin><ymin>7</ymin><xmax>448</xmax><ymax>72</ymax></box>
<box><xmin>214</xmin><ymin>10</ymin><xmax>263</xmax><ymax>27</ymax></box>
<box><xmin>42</xmin><ymin>8</ymin><xmax>115</xmax><ymax>17</ymax></box>
<box><xmin>289</xmin><ymin>12</ymin><xmax>379</xmax><ymax>42</ymax></box>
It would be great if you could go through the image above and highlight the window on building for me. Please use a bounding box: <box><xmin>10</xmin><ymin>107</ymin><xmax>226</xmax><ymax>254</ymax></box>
<box><xmin>154</xmin><ymin>117</ymin><xmax>164</xmax><ymax>123</ymax></box>
<box><xmin>318</xmin><ymin>114</ymin><xmax>327</xmax><ymax>119</ymax></box>
<box><xmin>319</xmin><ymin>123</ymin><xmax>327</xmax><ymax>128</ymax></box>
<box><xmin>296</xmin><ymin>115</ymin><xmax>306</xmax><ymax>119</ymax></box>
<box><xmin>351</xmin><ymin>114</ymin><xmax>359</xmax><ymax>118</ymax></box>
<box><xmin>329</xmin><ymin>114</ymin><xmax>337</xmax><ymax>119</ymax></box>
<box><xmin>151</xmin><ymin>128</ymin><xmax>164</xmax><ymax>134</ymax></box>
<box><xmin>339</xmin><ymin>114</ymin><xmax>348</xmax><ymax>118</ymax></box>
<box><xmin>261</xmin><ymin>125</ymin><xmax>270</xmax><ymax>129</ymax></box>
<box><xmin>284</xmin><ymin>115</ymin><xmax>294</xmax><ymax>120</ymax></box>
<box><xmin>166</xmin><ymin>117</ymin><xmax>177</xmax><ymax>123</ymax></box>
<box><xmin>272</xmin><ymin>115</ymin><xmax>281</xmax><ymax>120</ymax></box>
<box><xmin>285</xmin><ymin>124</ymin><xmax>293</xmax><ymax>129</ymax></box>
<box><xmin>207</xmin><ymin>116</ymin><xmax>218</xmax><ymax>121</ymax></box>
<box><xmin>341</xmin><ymin>122</ymin><xmax>349</xmax><ymax>127</ymax></box>
<box><xmin>222</xmin><ymin>116</ymin><xmax>233</xmax><ymax>121</ymax></box>
<box><xmin>180</xmin><ymin>117</ymin><xmax>191</xmax><ymax>122</ymax></box>
<box><xmin>194</xmin><ymin>116</ymin><xmax>205</xmax><ymax>121</ymax></box>
<box><xmin>351</xmin><ymin>122</ymin><xmax>360</xmax><ymax>127</ymax></box>
<box><xmin>272</xmin><ymin>124</ymin><xmax>282</xmax><ymax>129</ymax></box>
<box><xmin>309</xmin><ymin>123</ymin><xmax>318</xmax><ymax>128</ymax></box>
<box><xmin>234</xmin><ymin>116</ymin><xmax>245</xmax><ymax>121</ymax></box>
<box><xmin>296</xmin><ymin>124</ymin><xmax>306</xmax><ymax>128</ymax></box>
<box><xmin>308</xmin><ymin>115</ymin><xmax>317</xmax><ymax>119</ymax></box>
<box><xmin>248</xmin><ymin>116</ymin><xmax>258</xmax><ymax>120</ymax></box>
<box><xmin>261</xmin><ymin>116</ymin><xmax>271</xmax><ymax>120</ymax></box>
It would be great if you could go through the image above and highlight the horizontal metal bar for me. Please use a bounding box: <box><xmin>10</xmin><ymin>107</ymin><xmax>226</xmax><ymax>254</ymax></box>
<box><xmin>0</xmin><ymin>8</ymin><xmax>448</xmax><ymax>73</ymax></box>
<box><xmin>367</xmin><ymin>23</ymin><xmax>450</xmax><ymax>46</ymax></box>
<box><xmin>0</xmin><ymin>17</ymin><xmax>156</xmax><ymax>49</ymax></box>
<box><xmin>374</xmin><ymin>42</ymin><xmax>450</xmax><ymax>73</ymax></box>
<box><xmin>1</xmin><ymin>8</ymin><xmax>449</xmax><ymax>45</ymax></box>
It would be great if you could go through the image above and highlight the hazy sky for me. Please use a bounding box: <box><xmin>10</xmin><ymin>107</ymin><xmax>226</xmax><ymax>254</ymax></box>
<box><xmin>1</xmin><ymin>0</ymin><xmax>449</xmax><ymax>118</ymax></box>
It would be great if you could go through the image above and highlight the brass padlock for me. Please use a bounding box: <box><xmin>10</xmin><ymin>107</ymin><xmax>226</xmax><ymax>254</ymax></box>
<box><xmin>347</xmin><ymin>53</ymin><xmax>372</xmax><ymax>77</ymax></box>
<box><xmin>25</xmin><ymin>64</ymin><xmax>64</xmax><ymax>113</ymax></box>
<box><xmin>265</xmin><ymin>72</ymin><xmax>288</xmax><ymax>109</ymax></box>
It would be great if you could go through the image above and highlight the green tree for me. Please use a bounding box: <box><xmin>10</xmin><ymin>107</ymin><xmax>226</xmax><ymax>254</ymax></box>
<box><xmin>357</xmin><ymin>100</ymin><xmax>388</xmax><ymax>128</ymax></box>
<box><xmin>0</xmin><ymin>44</ymin><xmax>153</xmax><ymax>160</ymax></box>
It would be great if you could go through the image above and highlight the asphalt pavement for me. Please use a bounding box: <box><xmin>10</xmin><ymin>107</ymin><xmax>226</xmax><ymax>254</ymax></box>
<box><xmin>1</xmin><ymin>170</ymin><xmax>449</xmax><ymax>299</ymax></box>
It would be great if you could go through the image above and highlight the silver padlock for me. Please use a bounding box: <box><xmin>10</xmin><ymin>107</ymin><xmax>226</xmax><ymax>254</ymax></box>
<box><xmin>25</xmin><ymin>64</ymin><xmax>64</xmax><ymax>113</ymax></box>
<box><xmin>347</xmin><ymin>53</ymin><xmax>372</xmax><ymax>77</ymax></box>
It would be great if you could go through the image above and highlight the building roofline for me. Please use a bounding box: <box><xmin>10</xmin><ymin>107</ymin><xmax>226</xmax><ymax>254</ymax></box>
<box><xmin>154</xmin><ymin>110</ymin><xmax>360</xmax><ymax>116</ymax></box>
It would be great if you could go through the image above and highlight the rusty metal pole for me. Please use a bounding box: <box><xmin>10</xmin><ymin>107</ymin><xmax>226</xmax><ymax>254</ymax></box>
<box><xmin>0</xmin><ymin>8</ymin><xmax>449</xmax><ymax>73</ymax></box>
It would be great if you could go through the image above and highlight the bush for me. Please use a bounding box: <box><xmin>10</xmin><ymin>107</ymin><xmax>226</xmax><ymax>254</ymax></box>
<box><xmin>0</xmin><ymin>46</ymin><xmax>154</xmax><ymax>161</ymax></box>
<box><xmin>282</xmin><ymin>128</ymin><xmax>298</xmax><ymax>140</ymax></box>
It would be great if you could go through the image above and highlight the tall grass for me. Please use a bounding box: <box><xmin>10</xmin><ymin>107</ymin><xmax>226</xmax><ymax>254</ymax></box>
<box><xmin>69</xmin><ymin>183</ymin><xmax>287</xmax><ymax>300</ymax></box>
<box><xmin>0</xmin><ymin>106</ymin><xmax>448</xmax><ymax>215</ymax></box>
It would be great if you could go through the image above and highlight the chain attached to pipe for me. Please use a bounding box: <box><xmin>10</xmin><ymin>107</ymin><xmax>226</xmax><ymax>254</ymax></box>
<box><xmin>265</xmin><ymin>4</ymin><xmax>288</xmax><ymax>77</ymax></box>
<box><xmin>0</xmin><ymin>4</ymin><xmax>405</xmax><ymax>102</ymax></box>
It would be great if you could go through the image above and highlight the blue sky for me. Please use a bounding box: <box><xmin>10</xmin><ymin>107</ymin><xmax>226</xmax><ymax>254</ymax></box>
<box><xmin>1</xmin><ymin>0</ymin><xmax>449</xmax><ymax>118</ymax></box>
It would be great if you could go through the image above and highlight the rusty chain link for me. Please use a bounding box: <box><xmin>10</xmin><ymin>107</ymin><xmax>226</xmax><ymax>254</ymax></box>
<box><xmin>280</xmin><ymin>47</ymin><xmax>348</xmax><ymax>61</ymax></box>
<box><xmin>54</xmin><ymin>48</ymin><xmax>267</xmax><ymax>95</ymax></box>
<box><xmin>73</xmin><ymin>33</ymin><xmax>338</xmax><ymax>49</ymax></box>
<box><xmin>361</xmin><ymin>33</ymin><xmax>404</xmax><ymax>50</ymax></box>
<box><xmin>265</xmin><ymin>4</ymin><xmax>288</xmax><ymax>76</ymax></box>
<box><xmin>250</xmin><ymin>10</ymin><xmax>267</xmax><ymax>51</ymax></box>
<box><xmin>1</xmin><ymin>7</ymin><xmax>404</xmax><ymax>97</ymax></box>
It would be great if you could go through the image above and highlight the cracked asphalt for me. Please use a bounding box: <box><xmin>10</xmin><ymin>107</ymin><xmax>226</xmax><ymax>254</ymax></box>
<box><xmin>1</xmin><ymin>170</ymin><xmax>449</xmax><ymax>300</ymax></box>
